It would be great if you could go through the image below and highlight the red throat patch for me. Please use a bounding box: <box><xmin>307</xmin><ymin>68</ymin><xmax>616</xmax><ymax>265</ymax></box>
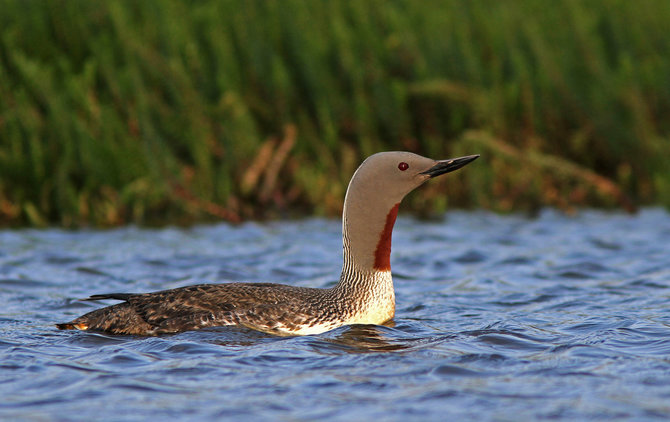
<box><xmin>374</xmin><ymin>203</ymin><xmax>400</xmax><ymax>271</ymax></box>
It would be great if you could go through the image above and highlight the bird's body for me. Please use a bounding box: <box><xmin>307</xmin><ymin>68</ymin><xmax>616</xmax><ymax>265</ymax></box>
<box><xmin>57</xmin><ymin>151</ymin><xmax>478</xmax><ymax>336</ymax></box>
<box><xmin>59</xmin><ymin>274</ymin><xmax>394</xmax><ymax>336</ymax></box>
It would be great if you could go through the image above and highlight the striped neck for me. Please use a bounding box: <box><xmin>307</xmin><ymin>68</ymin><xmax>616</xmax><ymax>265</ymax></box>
<box><xmin>333</xmin><ymin>199</ymin><xmax>399</xmax><ymax>322</ymax></box>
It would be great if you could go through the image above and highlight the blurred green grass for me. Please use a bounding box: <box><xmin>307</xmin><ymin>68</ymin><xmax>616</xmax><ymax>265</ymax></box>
<box><xmin>1</xmin><ymin>0</ymin><xmax>669</xmax><ymax>226</ymax></box>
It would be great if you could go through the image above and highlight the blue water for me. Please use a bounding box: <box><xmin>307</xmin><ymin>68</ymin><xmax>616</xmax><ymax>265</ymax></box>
<box><xmin>1</xmin><ymin>209</ymin><xmax>670</xmax><ymax>421</ymax></box>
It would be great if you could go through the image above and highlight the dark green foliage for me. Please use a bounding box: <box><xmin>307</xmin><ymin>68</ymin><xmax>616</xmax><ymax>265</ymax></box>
<box><xmin>1</xmin><ymin>0</ymin><xmax>669</xmax><ymax>226</ymax></box>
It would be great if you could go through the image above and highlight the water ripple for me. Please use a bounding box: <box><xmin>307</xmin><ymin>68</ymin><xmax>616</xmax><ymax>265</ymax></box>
<box><xmin>0</xmin><ymin>210</ymin><xmax>669</xmax><ymax>420</ymax></box>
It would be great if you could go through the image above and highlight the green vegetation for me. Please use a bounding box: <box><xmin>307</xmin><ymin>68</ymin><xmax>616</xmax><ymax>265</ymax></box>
<box><xmin>1</xmin><ymin>0</ymin><xmax>669</xmax><ymax>226</ymax></box>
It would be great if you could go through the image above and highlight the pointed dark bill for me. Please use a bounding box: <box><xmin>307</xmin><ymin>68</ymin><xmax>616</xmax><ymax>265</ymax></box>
<box><xmin>420</xmin><ymin>154</ymin><xmax>480</xmax><ymax>178</ymax></box>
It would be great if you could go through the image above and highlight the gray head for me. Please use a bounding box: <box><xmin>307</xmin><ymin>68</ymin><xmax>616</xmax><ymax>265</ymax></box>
<box><xmin>345</xmin><ymin>151</ymin><xmax>480</xmax><ymax>210</ymax></box>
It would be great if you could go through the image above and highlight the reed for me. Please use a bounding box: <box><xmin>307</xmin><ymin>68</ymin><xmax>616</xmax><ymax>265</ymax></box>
<box><xmin>1</xmin><ymin>0</ymin><xmax>669</xmax><ymax>226</ymax></box>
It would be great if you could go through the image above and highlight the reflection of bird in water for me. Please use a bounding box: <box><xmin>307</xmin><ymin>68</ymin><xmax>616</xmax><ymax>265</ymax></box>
<box><xmin>57</xmin><ymin>152</ymin><xmax>479</xmax><ymax>336</ymax></box>
<box><xmin>323</xmin><ymin>324</ymin><xmax>407</xmax><ymax>353</ymax></box>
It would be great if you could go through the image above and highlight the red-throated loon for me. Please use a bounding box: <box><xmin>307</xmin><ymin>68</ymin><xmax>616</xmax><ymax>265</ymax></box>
<box><xmin>57</xmin><ymin>152</ymin><xmax>479</xmax><ymax>336</ymax></box>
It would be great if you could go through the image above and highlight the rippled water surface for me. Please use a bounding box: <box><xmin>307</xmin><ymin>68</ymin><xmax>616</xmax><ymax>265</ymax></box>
<box><xmin>1</xmin><ymin>209</ymin><xmax>670</xmax><ymax>421</ymax></box>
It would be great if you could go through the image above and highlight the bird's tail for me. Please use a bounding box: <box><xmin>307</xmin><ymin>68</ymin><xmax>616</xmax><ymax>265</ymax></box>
<box><xmin>83</xmin><ymin>293</ymin><xmax>136</xmax><ymax>301</ymax></box>
<box><xmin>56</xmin><ymin>293</ymin><xmax>133</xmax><ymax>330</ymax></box>
<box><xmin>56</xmin><ymin>322</ymin><xmax>89</xmax><ymax>330</ymax></box>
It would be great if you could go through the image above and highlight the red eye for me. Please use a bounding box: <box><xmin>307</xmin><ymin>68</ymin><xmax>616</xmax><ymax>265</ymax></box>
<box><xmin>398</xmin><ymin>162</ymin><xmax>409</xmax><ymax>171</ymax></box>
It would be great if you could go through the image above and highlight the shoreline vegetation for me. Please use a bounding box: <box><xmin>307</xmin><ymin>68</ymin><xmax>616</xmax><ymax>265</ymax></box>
<box><xmin>1</xmin><ymin>1</ymin><xmax>669</xmax><ymax>227</ymax></box>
